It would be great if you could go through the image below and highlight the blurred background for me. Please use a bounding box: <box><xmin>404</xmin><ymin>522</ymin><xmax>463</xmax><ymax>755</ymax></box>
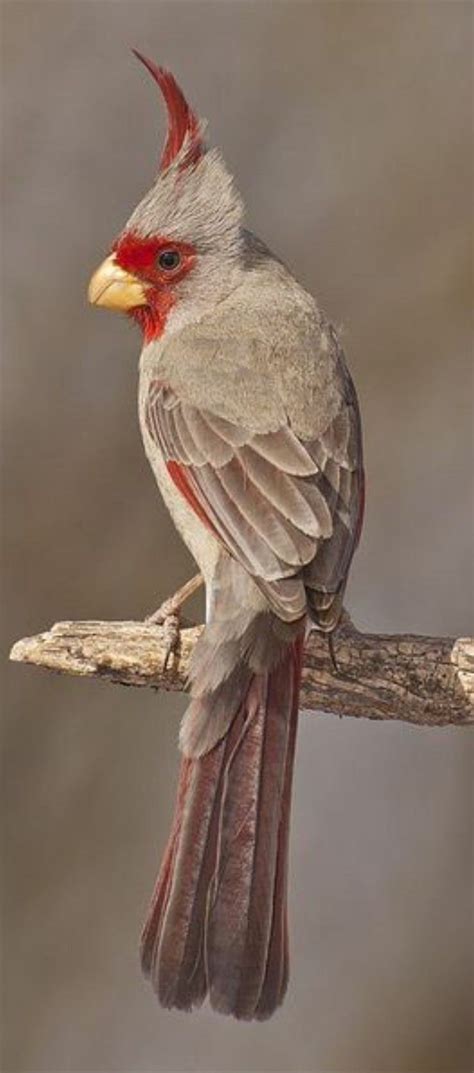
<box><xmin>1</xmin><ymin>2</ymin><xmax>472</xmax><ymax>1071</ymax></box>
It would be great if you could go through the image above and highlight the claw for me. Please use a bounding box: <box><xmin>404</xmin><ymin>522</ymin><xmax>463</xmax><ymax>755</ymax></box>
<box><xmin>327</xmin><ymin>632</ymin><xmax>340</xmax><ymax>675</ymax></box>
<box><xmin>162</xmin><ymin>613</ymin><xmax>180</xmax><ymax>671</ymax></box>
<box><xmin>145</xmin><ymin>573</ymin><xmax>203</xmax><ymax>671</ymax></box>
<box><xmin>327</xmin><ymin>629</ymin><xmax>352</xmax><ymax>692</ymax></box>
<box><xmin>146</xmin><ymin>603</ymin><xmax>181</xmax><ymax>671</ymax></box>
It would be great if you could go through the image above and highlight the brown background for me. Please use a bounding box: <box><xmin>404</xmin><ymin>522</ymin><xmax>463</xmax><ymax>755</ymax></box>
<box><xmin>2</xmin><ymin>2</ymin><xmax>473</xmax><ymax>1071</ymax></box>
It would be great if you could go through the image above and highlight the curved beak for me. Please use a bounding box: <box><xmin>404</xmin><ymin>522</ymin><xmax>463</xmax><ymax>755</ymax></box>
<box><xmin>88</xmin><ymin>254</ymin><xmax>147</xmax><ymax>311</ymax></box>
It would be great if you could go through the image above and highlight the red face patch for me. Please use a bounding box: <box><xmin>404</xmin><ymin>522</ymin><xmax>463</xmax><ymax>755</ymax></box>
<box><xmin>112</xmin><ymin>232</ymin><xmax>196</xmax><ymax>341</ymax></box>
<box><xmin>113</xmin><ymin>232</ymin><xmax>195</xmax><ymax>285</ymax></box>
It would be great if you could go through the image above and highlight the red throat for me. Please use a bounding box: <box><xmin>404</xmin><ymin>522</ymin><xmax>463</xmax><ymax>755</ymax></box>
<box><xmin>131</xmin><ymin>297</ymin><xmax>175</xmax><ymax>343</ymax></box>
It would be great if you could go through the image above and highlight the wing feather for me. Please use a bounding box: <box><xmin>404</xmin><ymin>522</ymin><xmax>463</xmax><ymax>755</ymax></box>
<box><xmin>251</xmin><ymin>428</ymin><xmax>317</xmax><ymax>476</ymax></box>
<box><xmin>166</xmin><ymin>406</ymin><xmax>202</xmax><ymax>464</ymax></box>
<box><xmin>181</xmin><ymin>406</ymin><xmax>235</xmax><ymax>467</ymax></box>
<box><xmin>192</xmin><ymin>464</ymin><xmax>298</xmax><ymax>579</ymax></box>
<box><xmin>216</xmin><ymin>458</ymin><xmax>316</xmax><ymax>567</ymax></box>
<box><xmin>237</xmin><ymin>447</ymin><xmax>322</xmax><ymax>538</ymax></box>
<box><xmin>144</xmin><ymin>374</ymin><xmax>363</xmax><ymax>626</ymax></box>
<box><xmin>202</xmin><ymin>411</ymin><xmax>252</xmax><ymax>448</ymax></box>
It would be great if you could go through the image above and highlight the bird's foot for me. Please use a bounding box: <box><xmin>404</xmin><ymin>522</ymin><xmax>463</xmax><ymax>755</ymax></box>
<box><xmin>327</xmin><ymin>631</ymin><xmax>340</xmax><ymax>676</ymax></box>
<box><xmin>326</xmin><ymin>616</ymin><xmax>355</xmax><ymax>682</ymax></box>
<box><xmin>145</xmin><ymin>573</ymin><xmax>203</xmax><ymax>671</ymax></box>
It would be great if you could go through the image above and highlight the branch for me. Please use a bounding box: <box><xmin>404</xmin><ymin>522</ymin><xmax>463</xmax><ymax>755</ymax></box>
<box><xmin>9</xmin><ymin>615</ymin><xmax>474</xmax><ymax>727</ymax></box>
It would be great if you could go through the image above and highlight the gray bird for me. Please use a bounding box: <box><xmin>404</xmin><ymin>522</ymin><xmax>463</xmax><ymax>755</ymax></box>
<box><xmin>88</xmin><ymin>52</ymin><xmax>364</xmax><ymax>1020</ymax></box>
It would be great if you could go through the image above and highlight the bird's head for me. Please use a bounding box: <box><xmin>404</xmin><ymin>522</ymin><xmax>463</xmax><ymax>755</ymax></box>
<box><xmin>88</xmin><ymin>52</ymin><xmax>244</xmax><ymax>342</ymax></box>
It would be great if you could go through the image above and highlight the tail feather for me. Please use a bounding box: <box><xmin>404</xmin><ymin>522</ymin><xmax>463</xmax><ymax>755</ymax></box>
<box><xmin>207</xmin><ymin>648</ymin><xmax>297</xmax><ymax>1018</ymax></box>
<box><xmin>141</xmin><ymin>632</ymin><xmax>304</xmax><ymax>1019</ymax></box>
<box><xmin>143</xmin><ymin>742</ymin><xmax>227</xmax><ymax>1009</ymax></box>
<box><xmin>255</xmin><ymin>642</ymin><xmax>300</xmax><ymax>1018</ymax></box>
<box><xmin>141</xmin><ymin>757</ymin><xmax>192</xmax><ymax>977</ymax></box>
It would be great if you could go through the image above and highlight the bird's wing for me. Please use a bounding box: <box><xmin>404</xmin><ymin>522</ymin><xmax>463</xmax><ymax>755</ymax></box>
<box><xmin>144</xmin><ymin>367</ymin><xmax>363</xmax><ymax>627</ymax></box>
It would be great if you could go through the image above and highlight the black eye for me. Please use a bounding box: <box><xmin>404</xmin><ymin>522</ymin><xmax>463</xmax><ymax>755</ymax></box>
<box><xmin>158</xmin><ymin>249</ymin><xmax>181</xmax><ymax>271</ymax></box>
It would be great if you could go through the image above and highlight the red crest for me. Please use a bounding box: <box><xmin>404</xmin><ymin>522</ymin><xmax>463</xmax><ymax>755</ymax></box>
<box><xmin>132</xmin><ymin>50</ymin><xmax>205</xmax><ymax>172</ymax></box>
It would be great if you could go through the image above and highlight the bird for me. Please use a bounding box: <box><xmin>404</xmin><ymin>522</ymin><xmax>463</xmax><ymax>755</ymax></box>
<box><xmin>88</xmin><ymin>51</ymin><xmax>364</xmax><ymax>1021</ymax></box>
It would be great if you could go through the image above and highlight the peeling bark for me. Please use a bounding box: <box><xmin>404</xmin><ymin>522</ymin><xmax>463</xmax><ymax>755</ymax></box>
<box><xmin>10</xmin><ymin>615</ymin><xmax>474</xmax><ymax>727</ymax></box>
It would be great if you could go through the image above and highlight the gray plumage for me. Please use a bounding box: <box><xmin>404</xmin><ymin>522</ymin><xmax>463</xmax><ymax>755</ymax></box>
<box><xmin>93</xmin><ymin>59</ymin><xmax>364</xmax><ymax>1021</ymax></box>
<box><xmin>137</xmin><ymin>228</ymin><xmax>363</xmax><ymax>1018</ymax></box>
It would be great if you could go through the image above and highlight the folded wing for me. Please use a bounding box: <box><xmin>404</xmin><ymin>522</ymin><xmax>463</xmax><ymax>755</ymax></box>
<box><xmin>145</xmin><ymin>376</ymin><xmax>363</xmax><ymax>626</ymax></box>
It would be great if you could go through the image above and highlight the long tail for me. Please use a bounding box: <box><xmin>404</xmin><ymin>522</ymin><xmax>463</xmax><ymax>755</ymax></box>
<box><xmin>141</xmin><ymin>630</ymin><xmax>304</xmax><ymax>1020</ymax></box>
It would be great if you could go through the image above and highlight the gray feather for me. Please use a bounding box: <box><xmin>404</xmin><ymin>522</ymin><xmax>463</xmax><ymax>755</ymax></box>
<box><xmin>251</xmin><ymin>427</ymin><xmax>317</xmax><ymax>476</ymax></box>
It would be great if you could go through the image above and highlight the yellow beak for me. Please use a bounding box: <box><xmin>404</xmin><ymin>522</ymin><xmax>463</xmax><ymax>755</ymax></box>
<box><xmin>87</xmin><ymin>254</ymin><xmax>148</xmax><ymax>311</ymax></box>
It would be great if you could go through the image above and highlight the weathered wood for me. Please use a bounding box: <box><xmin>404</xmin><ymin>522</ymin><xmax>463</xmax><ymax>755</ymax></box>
<box><xmin>9</xmin><ymin>616</ymin><xmax>474</xmax><ymax>727</ymax></box>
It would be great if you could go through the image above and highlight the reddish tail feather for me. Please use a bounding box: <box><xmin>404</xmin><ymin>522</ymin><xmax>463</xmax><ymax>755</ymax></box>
<box><xmin>141</xmin><ymin>634</ymin><xmax>303</xmax><ymax>1020</ymax></box>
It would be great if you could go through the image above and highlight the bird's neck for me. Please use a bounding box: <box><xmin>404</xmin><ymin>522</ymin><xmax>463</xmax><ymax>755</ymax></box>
<box><xmin>130</xmin><ymin>291</ymin><xmax>176</xmax><ymax>343</ymax></box>
<box><xmin>134</xmin><ymin>262</ymin><xmax>248</xmax><ymax>344</ymax></box>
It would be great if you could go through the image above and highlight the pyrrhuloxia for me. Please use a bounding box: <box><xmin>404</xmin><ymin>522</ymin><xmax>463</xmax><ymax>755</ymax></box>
<box><xmin>88</xmin><ymin>53</ymin><xmax>364</xmax><ymax>1020</ymax></box>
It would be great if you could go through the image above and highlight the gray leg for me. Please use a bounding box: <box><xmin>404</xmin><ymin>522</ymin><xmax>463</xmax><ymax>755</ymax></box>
<box><xmin>146</xmin><ymin>573</ymin><xmax>204</xmax><ymax>669</ymax></box>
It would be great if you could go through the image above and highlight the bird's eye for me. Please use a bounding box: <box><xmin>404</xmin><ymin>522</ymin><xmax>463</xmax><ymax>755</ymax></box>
<box><xmin>158</xmin><ymin>249</ymin><xmax>181</xmax><ymax>271</ymax></box>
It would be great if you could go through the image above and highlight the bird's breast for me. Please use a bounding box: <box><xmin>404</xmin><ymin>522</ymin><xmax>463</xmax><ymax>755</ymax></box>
<box><xmin>137</xmin><ymin>360</ymin><xmax>220</xmax><ymax>583</ymax></box>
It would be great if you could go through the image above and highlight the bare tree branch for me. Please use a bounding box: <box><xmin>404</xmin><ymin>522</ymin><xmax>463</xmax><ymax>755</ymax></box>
<box><xmin>9</xmin><ymin>615</ymin><xmax>474</xmax><ymax>727</ymax></box>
